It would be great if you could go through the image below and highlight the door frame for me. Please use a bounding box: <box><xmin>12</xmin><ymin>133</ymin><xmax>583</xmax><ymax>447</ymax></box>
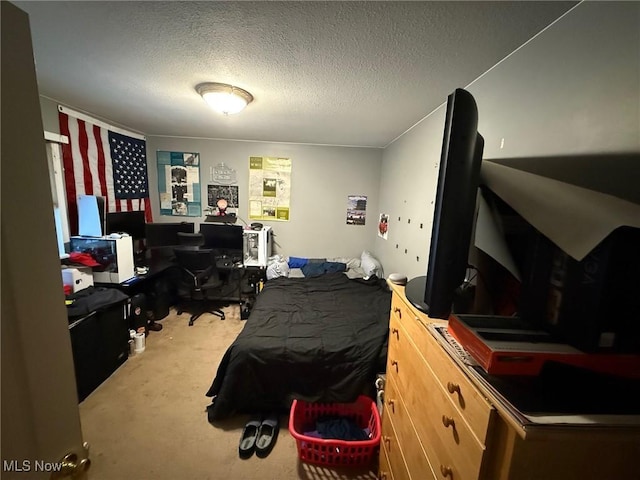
<box><xmin>1</xmin><ymin>2</ymin><xmax>86</xmax><ymax>477</ymax></box>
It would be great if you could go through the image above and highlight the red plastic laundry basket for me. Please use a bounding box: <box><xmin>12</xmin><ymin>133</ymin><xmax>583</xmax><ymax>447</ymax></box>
<box><xmin>288</xmin><ymin>395</ymin><xmax>381</xmax><ymax>467</ymax></box>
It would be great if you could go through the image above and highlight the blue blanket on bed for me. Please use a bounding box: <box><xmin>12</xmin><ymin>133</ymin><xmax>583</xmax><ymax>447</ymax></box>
<box><xmin>301</xmin><ymin>261</ymin><xmax>346</xmax><ymax>277</ymax></box>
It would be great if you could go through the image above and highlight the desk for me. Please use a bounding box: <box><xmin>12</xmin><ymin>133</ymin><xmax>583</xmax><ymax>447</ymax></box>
<box><xmin>99</xmin><ymin>251</ymin><xmax>255</xmax><ymax>321</ymax></box>
<box><xmin>120</xmin><ymin>255</ymin><xmax>177</xmax><ymax>292</ymax></box>
<box><xmin>98</xmin><ymin>254</ymin><xmax>180</xmax><ymax>321</ymax></box>
<box><xmin>131</xmin><ymin>252</ymin><xmax>249</xmax><ymax>304</ymax></box>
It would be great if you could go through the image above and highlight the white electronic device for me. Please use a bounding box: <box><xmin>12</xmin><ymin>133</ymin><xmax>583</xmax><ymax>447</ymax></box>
<box><xmin>243</xmin><ymin>226</ymin><xmax>272</xmax><ymax>267</ymax></box>
<box><xmin>61</xmin><ymin>266</ymin><xmax>94</xmax><ymax>293</ymax></box>
<box><xmin>70</xmin><ymin>235</ymin><xmax>135</xmax><ymax>284</ymax></box>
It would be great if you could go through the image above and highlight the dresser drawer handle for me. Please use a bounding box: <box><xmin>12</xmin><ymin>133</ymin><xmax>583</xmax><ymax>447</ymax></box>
<box><xmin>383</xmin><ymin>436</ymin><xmax>391</xmax><ymax>448</ymax></box>
<box><xmin>447</xmin><ymin>381</ymin><xmax>466</xmax><ymax>408</ymax></box>
<box><xmin>442</xmin><ymin>415</ymin><xmax>460</xmax><ymax>443</ymax></box>
<box><xmin>440</xmin><ymin>464</ymin><xmax>453</xmax><ymax>478</ymax></box>
<box><xmin>386</xmin><ymin>398</ymin><xmax>395</xmax><ymax>413</ymax></box>
<box><xmin>380</xmin><ymin>472</ymin><xmax>389</xmax><ymax>480</ymax></box>
<box><xmin>390</xmin><ymin>360</ymin><xmax>399</xmax><ymax>372</ymax></box>
<box><xmin>391</xmin><ymin>327</ymin><xmax>399</xmax><ymax>339</ymax></box>
<box><xmin>442</xmin><ymin>415</ymin><xmax>455</xmax><ymax>428</ymax></box>
<box><xmin>393</xmin><ymin>306</ymin><xmax>402</xmax><ymax>319</ymax></box>
<box><xmin>447</xmin><ymin>382</ymin><xmax>465</xmax><ymax>408</ymax></box>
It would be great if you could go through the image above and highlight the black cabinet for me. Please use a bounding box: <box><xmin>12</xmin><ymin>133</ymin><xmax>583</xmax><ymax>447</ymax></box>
<box><xmin>68</xmin><ymin>299</ymin><xmax>129</xmax><ymax>402</ymax></box>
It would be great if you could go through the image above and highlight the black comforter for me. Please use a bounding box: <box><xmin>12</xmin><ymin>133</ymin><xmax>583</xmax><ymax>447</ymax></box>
<box><xmin>205</xmin><ymin>273</ymin><xmax>391</xmax><ymax>420</ymax></box>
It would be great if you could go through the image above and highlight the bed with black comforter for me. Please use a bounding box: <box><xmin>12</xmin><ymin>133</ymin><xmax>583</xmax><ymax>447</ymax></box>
<box><xmin>205</xmin><ymin>272</ymin><xmax>392</xmax><ymax>421</ymax></box>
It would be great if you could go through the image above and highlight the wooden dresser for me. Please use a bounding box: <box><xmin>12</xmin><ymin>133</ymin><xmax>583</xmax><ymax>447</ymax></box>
<box><xmin>379</xmin><ymin>282</ymin><xmax>640</xmax><ymax>480</ymax></box>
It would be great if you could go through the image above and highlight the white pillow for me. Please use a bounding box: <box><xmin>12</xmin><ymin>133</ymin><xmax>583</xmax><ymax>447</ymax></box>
<box><xmin>361</xmin><ymin>251</ymin><xmax>384</xmax><ymax>279</ymax></box>
<box><xmin>328</xmin><ymin>257</ymin><xmax>361</xmax><ymax>270</ymax></box>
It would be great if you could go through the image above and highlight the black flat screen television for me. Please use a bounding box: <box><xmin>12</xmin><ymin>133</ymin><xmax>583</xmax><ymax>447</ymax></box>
<box><xmin>405</xmin><ymin>88</ymin><xmax>484</xmax><ymax>318</ymax></box>
<box><xmin>105</xmin><ymin>211</ymin><xmax>146</xmax><ymax>240</ymax></box>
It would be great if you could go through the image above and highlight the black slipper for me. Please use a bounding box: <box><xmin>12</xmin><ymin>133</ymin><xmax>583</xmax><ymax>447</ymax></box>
<box><xmin>255</xmin><ymin>414</ymin><xmax>279</xmax><ymax>458</ymax></box>
<box><xmin>239</xmin><ymin>417</ymin><xmax>261</xmax><ymax>459</ymax></box>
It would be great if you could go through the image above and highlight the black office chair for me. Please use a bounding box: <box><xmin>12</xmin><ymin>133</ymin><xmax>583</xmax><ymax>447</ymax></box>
<box><xmin>173</xmin><ymin>247</ymin><xmax>226</xmax><ymax>325</ymax></box>
<box><xmin>177</xmin><ymin>232</ymin><xmax>205</xmax><ymax>248</ymax></box>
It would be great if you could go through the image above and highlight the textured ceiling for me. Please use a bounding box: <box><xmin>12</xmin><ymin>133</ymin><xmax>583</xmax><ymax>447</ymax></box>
<box><xmin>17</xmin><ymin>1</ymin><xmax>577</xmax><ymax>147</ymax></box>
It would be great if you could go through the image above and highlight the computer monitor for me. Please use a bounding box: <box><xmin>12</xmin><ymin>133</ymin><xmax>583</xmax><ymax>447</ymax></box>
<box><xmin>145</xmin><ymin>222</ymin><xmax>195</xmax><ymax>248</ymax></box>
<box><xmin>106</xmin><ymin>211</ymin><xmax>146</xmax><ymax>240</ymax></box>
<box><xmin>199</xmin><ymin>223</ymin><xmax>243</xmax><ymax>258</ymax></box>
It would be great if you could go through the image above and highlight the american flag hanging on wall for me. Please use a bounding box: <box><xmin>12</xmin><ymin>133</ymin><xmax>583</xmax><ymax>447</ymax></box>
<box><xmin>59</xmin><ymin>109</ymin><xmax>152</xmax><ymax>235</ymax></box>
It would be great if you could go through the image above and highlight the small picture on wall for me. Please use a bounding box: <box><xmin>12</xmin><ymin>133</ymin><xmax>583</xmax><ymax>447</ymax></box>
<box><xmin>207</xmin><ymin>184</ymin><xmax>239</xmax><ymax>216</ymax></box>
<box><xmin>346</xmin><ymin>195</ymin><xmax>367</xmax><ymax>225</ymax></box>
<box><xmin>172</xmin><ymin>201</ymin><xmax>188</xmax><ymax>216</ymax></box>
<box><xmin>378</xmin><ymin>213</ymin><xmax>389</xmax><ymax>239</ymax></box>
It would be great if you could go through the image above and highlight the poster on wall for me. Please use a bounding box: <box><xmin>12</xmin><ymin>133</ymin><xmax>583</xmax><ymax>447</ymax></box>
<box><xmin>248</xmin><ymin>156</ymin><xmax>291</xmax><ymax>221</ymax></box>
<box><xmin>157</xmin><ymin>151</ymin><xmax>201</xmax><ymax>216</ymax></box>
<box><xmin>207</xmin><ymin>185</ymin><xmax>239</xmax><ymax>216</ymax></box>
<box><xmin>346</xmin><ymin>195</ymin><xmax>367</xmax><ymax>225</ymax></box>
<box><xmin>378</xmin><ymin>213</ymin><xmax>389</xmax><ymax>239</ymax></box>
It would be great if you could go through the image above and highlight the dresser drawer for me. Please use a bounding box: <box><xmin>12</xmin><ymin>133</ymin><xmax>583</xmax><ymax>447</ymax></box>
<box><xmin>379</xmin><ymin>443</ymin><xmax>394</xmax><ymax>480</ymax></box>
<box><xmin>422</xmin><ymin>323</ymin><xmax>494</xmax><ymax>444</ymax></box>
<box><xmin>412</xmin><ymin>371</ymin><xmax>487</xmax><ymax>480</ymax></box>
<box><xmin>390</xmin><ymin>294</ymin><xmax>493</xmax><ymax>444</ymax></box>
<box><xmin>384</xmin><ymin>375</ymin><xmax>437</xmax><ymax>480</ymax></box>
<box><xmin>391</xmin><ymin>294</ymin><xmax>438</xmax><ymax>364</ymax></box>
<box><xmin>381</xmin><ymin>407</ymin><xmax>411</xmax><ymax>480</ymax></box>
<box><xmin>387</xmin><ymin>317</ymin><xmax>487</xmax><ymax>480</ymax></box>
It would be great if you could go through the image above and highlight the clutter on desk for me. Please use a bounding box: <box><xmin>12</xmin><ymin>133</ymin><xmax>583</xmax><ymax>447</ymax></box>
<box><xmin>135</xmin><ymin>266</ymin><xmax>149</xmax><ymax>275</ymax></box>
<box><xmin>68</xmin><ymin>251</ymin><xmax>102</xmax><ymax>267</ymax></box>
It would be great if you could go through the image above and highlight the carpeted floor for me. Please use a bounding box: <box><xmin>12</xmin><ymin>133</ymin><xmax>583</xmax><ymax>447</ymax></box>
<box><xmin>78</xmin><ymin>305</ymin><xmax>379</xmax><ymax>480</ymax></box>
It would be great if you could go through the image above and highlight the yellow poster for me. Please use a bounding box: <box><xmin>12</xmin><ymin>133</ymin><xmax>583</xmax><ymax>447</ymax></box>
<box><xmin>248</xmin><ymin>156</ymin><xmax>291</xmax><ymax>221</ymax></box>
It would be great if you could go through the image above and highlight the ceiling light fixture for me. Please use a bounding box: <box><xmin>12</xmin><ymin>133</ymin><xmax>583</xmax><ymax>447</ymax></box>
<box><xmin>196</xmin><ymin>82</ymin><xmax>254</xmax><ymax>115</ymax></box>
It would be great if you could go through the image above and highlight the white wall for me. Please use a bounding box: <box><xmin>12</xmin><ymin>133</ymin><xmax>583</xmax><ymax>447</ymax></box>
<box><xmin>376</xmin><ymin>1</ymin><xmax>640</xmax><ymax>280</ymax></box>
<box><xmin>144</xmin><ymin>137</ymin><xmax>383</xmax><ymax>259</ymax></box>
<box><xmin>39</xmin><ymin>98</ymin><xmax>384</xmax><ymax>260</ymax></box>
